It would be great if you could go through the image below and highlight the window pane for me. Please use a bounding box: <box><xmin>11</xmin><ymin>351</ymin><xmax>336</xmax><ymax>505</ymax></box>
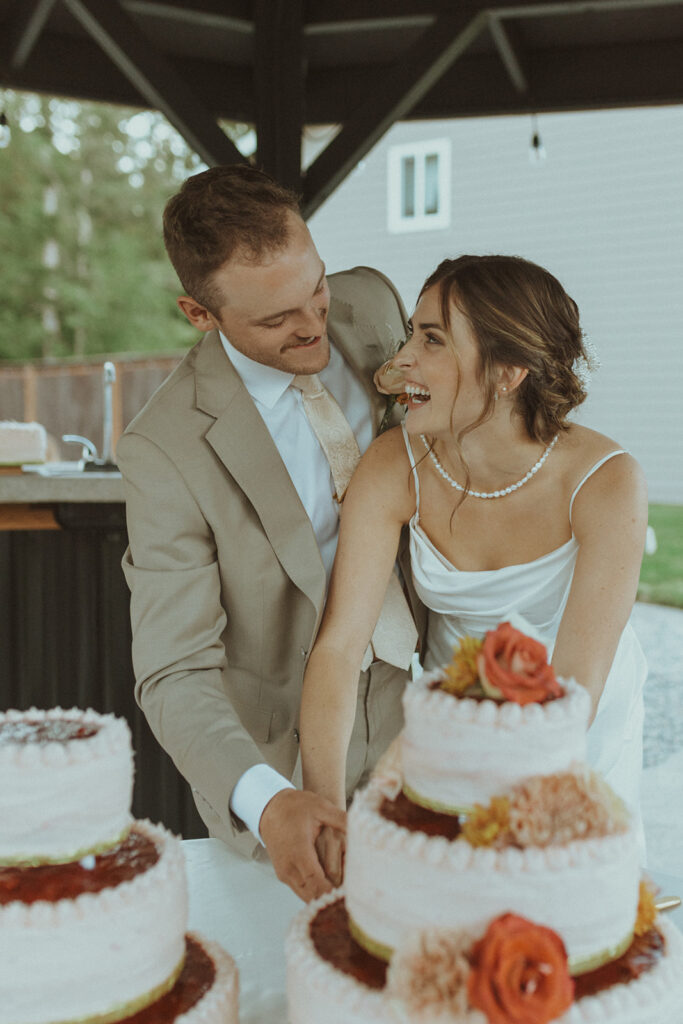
<box><xmin>425</xmin><ymin>153</ymin><xmax>439</xmax><ymax>214</ymax></box>
<box><xmin>402</xmin><ymin>157</ymin><xmax>415</xmax><ymax>217</ymax></box>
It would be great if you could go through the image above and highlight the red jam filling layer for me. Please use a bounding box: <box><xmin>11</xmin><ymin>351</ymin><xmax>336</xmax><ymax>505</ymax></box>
<box><xmin>310</xmin><ymin>898</ymin><xmax>387</xmax><ymax>990</ymax></box>
<box><xmin>0</xmin><ymin>828</ymin><xmax>159</xmax><ymax>904</ymax></box>
<box><xmin>574</xmin><ymin>928</ymin><xmax>665</xmax><ymax>998</ymax></box>
<box><xmin>123</xmin><ymin>936</ymin><xmax>216</xmax><ymax>1023</ymax></box>
<box><xmin>310</xmin><ymin>898</ymin><xmax>664</xmax><ymax>1000</ymax></box>
<box><xmin>379</xmin><ymin>790</ymin><xmax>462</xmax><ymax>840</ymax></box>
<box><xmin>0</xmin><ymin>718</ymin><xmax>99</xmax><ymax>745</ymax></box>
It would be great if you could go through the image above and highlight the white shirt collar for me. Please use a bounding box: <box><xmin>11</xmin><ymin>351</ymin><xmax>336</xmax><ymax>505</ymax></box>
<box><xmin>219</xmin><ymin>330</ymin><xmax>294</xmax><ymax>410</ymax></box>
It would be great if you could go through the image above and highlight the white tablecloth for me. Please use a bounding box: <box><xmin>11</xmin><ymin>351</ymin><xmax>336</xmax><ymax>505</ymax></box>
<box><xmin>184</xmin><ymin>839</ymin><xmax>298</xmax><ymax>1023</ymax></box>
<box><xmin>183</xmin><ymin>838</ymin><xmax>683</xmax><ymax>1024</ymax></box>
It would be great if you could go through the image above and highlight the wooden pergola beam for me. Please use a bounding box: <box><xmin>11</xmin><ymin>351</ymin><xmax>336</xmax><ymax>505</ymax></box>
<box><xmin>60</xmin><ymin>0</ymin><xmax>247</xmax><ymax>168</ymax></box>
<box><xmin>8</xmin><ymin>26</ymin><xmax>683</xmax><ymax>123</ymax></box>
<box><xmin>123</xmin><ymin>1</ymin><xmax>252</xmax><ymax>33</ymax></box>
<box><xmin>3</xmin><ymin>0</ymin><xmax>59</xmax><ymax>71</ymax></box>
<box><xmin>254</xmin><ymin>0</ymin><xmax>304</xmax><ymax>192</ymax></box>
<box><xmin>488</xmin><ymin>13</ymin><xmax>528</xmax><ymax>94</ymax></box>
<box><xmin>301</xmin><ymin>10</ymin><xmax>488</xmax><ymax>218</ymax></box>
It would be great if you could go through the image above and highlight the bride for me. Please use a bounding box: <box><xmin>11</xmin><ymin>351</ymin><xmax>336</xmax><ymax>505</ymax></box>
<box><xmin>300</xmin><ymin>254</ymin><xmax>648</xmax><ymax>880</ymax></box>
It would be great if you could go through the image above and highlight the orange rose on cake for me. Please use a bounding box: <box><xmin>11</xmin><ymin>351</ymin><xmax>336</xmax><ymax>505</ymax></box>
<box><xmin>476</xmin><ymin>622</ymin><xmax>563</xmax><ymax>705</ymax></box>
<box><xmin>467</xmin><ymin>913</ymin><xmax>574</xmax><ymax>1024</ymax></box>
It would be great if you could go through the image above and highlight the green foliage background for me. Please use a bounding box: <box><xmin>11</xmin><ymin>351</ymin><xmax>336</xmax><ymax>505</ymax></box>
<box><xmin>0</xmin><ymin>91</ymin><xmax>247</xmax><ymax>361</ymax></box>
<box><xmin>638</xmin><ymin>506</ymin><xmax>683</xmax><ymax>609</ymax></box>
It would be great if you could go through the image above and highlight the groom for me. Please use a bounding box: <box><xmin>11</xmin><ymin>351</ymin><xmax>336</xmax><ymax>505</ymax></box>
<box><xmin>118</xmin><ymin>164</ymin><xmax>420</xmax><ymax>902</ymax></box>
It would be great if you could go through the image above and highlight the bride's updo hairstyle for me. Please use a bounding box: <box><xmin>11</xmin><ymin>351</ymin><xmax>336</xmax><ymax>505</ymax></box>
<box><xmin>420</xmin><ymin>255</ymin><xmax>589</xmax><ymax>444</ymax></box>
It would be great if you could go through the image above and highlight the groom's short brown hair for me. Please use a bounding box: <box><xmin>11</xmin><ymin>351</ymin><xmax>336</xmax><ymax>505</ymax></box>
<box><xmin>163</xmin><ymin>164</ymin><xmax>301</xmax><ymax>313</ymax></box>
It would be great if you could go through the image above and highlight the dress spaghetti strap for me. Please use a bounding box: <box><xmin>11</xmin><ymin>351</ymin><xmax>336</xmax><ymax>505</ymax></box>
<box><xmin>569</xmin><ymin>450</ymin><xmax>627</xmax><ymax>526</ymax></box>
<box><xmin>401</xmin><ymin>423</ymin><xmax>421</xmax><ymax>514</ymax></box>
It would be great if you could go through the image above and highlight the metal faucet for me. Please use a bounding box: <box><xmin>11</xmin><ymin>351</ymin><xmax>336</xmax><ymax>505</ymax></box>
<box><xmin>101</xmin><ymin>361</ymin><xmax>116</xmax><ymax>465</ymax></box>
<box><xmin>62</xmin><ymin>361</ymin><xmax>119</xmax><ymax>472</ymax></box>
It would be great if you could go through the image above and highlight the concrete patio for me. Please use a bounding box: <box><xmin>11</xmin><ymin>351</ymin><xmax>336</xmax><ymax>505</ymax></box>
<box><xmin>633</xmin><ymin>602</ymin><xmax>683</xmax><ymax>876</ymax></box>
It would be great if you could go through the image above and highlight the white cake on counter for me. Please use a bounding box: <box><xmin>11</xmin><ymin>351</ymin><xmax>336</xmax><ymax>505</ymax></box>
<box><xmin>0</xmin><ymin>421</ymin><xmax>46</xmax><ymax>465</ymax></box>
<box><xmin>0</xmin><ymin>707</ymin><xmax>239</xmax><ymax>1024</ymax></box>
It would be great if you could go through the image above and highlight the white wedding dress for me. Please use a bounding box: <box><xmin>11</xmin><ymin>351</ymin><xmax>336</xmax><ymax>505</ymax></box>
<box><xmin>402</xmin><ymin>425</ymin><xmax>647</xmax><ymax>857</ymax></box>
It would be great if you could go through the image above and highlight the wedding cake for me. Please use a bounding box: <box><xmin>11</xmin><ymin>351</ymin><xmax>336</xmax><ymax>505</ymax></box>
<box><xmin>287</xmin><ymin>622</ymin><xmax>683</xmax><ymax>1024</ymax></box>
<box><xmin>0</xmin><ymin>706</ymin><xmax>239</xmax><ymax>1024</ymax></box>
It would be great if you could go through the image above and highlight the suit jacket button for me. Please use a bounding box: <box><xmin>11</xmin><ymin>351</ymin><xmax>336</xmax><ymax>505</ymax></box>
<box><xmin>293</xmin><ymin>728</ymin><xmax>300</xmax><ymax>742</ymax></box>
<box><xmin>300</xmin><ymin>648</ymin><xmax>307</xmax><ymax>658</ymax></box>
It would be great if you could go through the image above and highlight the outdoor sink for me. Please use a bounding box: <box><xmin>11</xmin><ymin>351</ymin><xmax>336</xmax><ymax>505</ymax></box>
<box><xmin>23</xmin><ymin>461</ymin><xmax>87</xmax><ymax>477</ymax></box>
<box><xmin>38</xmin><ymin>362</ymin><xmax>120</xmax><ymax>478</ymax></box>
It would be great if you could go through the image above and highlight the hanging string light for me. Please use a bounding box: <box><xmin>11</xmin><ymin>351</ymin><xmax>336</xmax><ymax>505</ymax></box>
<box><xmin>0</xmin><ymin>109</ymin><xmax>11</xmax><ymax>149</ymax></box>
<box><xmin>529</xmin><ymin>113</ymin><xmax>546</xmax><ymax>164</ymax></box>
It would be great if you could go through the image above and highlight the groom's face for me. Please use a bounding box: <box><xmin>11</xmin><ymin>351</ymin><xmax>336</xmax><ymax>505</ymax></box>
<box><xmin>206</xmin><ymin>213</ymin><xmax>331</xmax><ymax>375</ymax></box>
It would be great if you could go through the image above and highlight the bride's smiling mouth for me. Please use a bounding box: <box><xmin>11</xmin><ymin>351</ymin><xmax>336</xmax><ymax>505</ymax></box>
<box><xmin>398</xmin><ymin>383</ymin><xmax>431</xmax><ymax>407</ymax></box>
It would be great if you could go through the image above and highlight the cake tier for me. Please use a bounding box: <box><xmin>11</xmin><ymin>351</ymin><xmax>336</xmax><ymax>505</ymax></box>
<box><xmin>0</xmin><ymin>421</ymin><xmax>46</xmax><ymax>465</ymax></box>
<box><xmin>345</xmin><ymin>778</ymin><xmax>640</xmax><ymax>974</ymax></box>
<box><xmin>117</xmin><ymin>933</ymin><xmax>239</xmax><ymax>1024</ymax></box>
<box><xmin>287</xmin><ymin>891</ymin><xmax>683</xmax><ymax>1024</ymax></box>
<box><xmin>287</xmin><ymin>891</ymin><xmax>392</xmax><ymax>1024</ymax></box>
<box><xmin>401</xmin><ymin>674</ymin><xmax>590</xmax><ymax>813</ymax></box>
<box><xmin>0</xmin><ymin>821</ymin><xmax>187</xmax><ymax>1024</ymax></box>
<box><xmin>0</xmin><ymin>707</ymin><xmax>133</xmax><ymax>865</ymax></box>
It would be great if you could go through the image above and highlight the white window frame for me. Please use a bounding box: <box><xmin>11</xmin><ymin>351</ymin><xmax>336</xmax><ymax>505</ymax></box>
<box><xmin>387</xmin><ymin>138</ymin><xmax>451</xmax><ymax>233</ymax></box>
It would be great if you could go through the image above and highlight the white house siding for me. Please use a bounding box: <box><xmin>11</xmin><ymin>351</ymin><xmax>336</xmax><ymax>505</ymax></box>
<box><xmin>308</xmin><ymin>107</ymin><xmax>683</xmax><ymax>504</ymax></box>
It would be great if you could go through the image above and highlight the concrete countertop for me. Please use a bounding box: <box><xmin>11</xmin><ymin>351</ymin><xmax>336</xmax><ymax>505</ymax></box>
<box><xmin>0</xmin><ymin>468</ymin><xmax>124</xmax><ymax>504</ymax></box>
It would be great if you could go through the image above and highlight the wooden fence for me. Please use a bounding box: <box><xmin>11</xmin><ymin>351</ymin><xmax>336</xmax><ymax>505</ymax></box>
<box><xmin>0</xmin><ymin>353</ymin><xmax>186</xmax><ymax>460</ymax></box>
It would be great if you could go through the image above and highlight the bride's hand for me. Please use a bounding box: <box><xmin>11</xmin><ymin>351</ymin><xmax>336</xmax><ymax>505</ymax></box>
<box><xmin>373</xmin><ymin>357</ymin><xmax>408</xmax><ymax>397</ymax></box>
<box><xmin>315</xmin><ymin>824</ymin><xmax>346</xmax><ymax>888</ymax></box>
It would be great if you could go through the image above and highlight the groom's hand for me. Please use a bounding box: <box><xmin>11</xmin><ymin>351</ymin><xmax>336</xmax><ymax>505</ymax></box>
<box><xmin>260</xmin><ymin>789</ymin><xmax>347</xmax><ymax>902</ymax></box>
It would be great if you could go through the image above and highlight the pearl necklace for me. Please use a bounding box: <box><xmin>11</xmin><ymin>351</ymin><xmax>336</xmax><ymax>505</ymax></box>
<box><xmin>421</xmin><ymin>434</ymin><xmax>559</xmax><ymax>499</ymax></box>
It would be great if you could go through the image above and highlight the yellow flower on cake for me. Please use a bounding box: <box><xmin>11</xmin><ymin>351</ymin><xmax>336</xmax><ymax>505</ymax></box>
<box><xmin>462</xmin><ymin>797</ymin><xmax>511</xmax><ymax>848</ymax></box>
<box><xmin>635</xmin><ymin>878</ymin><xmax>658</xmax><ymax>937</ymax></box>
<box><xmin>441</xmin><ymin>635</ymin><xmax>484</xmax><ymax>696</ymax></box>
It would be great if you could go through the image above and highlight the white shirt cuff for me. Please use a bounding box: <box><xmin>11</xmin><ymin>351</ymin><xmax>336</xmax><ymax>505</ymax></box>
<box><xmin>229</xmin><ymin>764</ymin><xmax>295</xmax><ymax>845</ymax></box>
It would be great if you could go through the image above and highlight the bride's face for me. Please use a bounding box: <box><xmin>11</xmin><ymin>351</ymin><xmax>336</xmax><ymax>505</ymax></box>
<box><xmin>394</xmin><ymin>285</ymin><xmax>485</xmax><ymax>438</ymax></box>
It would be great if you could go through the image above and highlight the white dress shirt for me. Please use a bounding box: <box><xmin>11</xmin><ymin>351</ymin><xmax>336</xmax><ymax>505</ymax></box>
<box><xmin>219</xmin><ymin>331</ymin><xmax>374</xmax><ymax>842</ymax></box>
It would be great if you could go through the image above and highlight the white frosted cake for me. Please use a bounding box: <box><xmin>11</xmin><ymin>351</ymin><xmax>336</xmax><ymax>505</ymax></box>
<box><xmin>0</xmin><ymin>421</ymin><xmax>46</xmax><ymax>465</ymax></box>
<box><xmin>345</xmin><ymin>771</ymin><xmax>640</xmax><ymax>974</ymax></box>
<box><xmin>287</xmin><ymin>622</ymin><xmax>683</xmax><ymax>1024</ymax></box>
<box><xmin>401</xmin><ymin>674</ymin><xmax>590</xmax><ymax>814</ymax></box>
<box><xmin>0</xmin><ymin>707</ymin><xmax>239</xmax><ymax>1024</ymax></box>
<box><xmin>0</xmin><ymin>707</ymin><xmax>133</xmax><ymax>864</ymax></box>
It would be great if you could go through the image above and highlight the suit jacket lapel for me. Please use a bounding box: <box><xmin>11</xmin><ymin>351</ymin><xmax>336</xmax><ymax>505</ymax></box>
<box><xmin>194</xmin><ymin>331</ymin><xmax>326</xmax><ymax>613</ymax></box>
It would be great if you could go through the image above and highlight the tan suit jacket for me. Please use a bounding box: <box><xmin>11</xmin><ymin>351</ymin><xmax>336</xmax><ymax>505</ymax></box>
<box><xmin>118</xmin><ymin>267</ymin><xmax>424</xmax><ymax>857</ymax></box>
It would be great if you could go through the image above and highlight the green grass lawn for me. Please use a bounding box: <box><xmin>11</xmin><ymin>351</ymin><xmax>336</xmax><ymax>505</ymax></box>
<box><xmin>638</xmin><ymin>505</ymin><xmax>683</xmax><ymax>609</ymax></box>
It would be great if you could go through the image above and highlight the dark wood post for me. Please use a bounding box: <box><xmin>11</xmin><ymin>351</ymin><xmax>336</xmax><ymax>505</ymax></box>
<box><xmin>254</xmin><ymin>0</ymin><xmax>304</xmax><ymax>195</ymax></box>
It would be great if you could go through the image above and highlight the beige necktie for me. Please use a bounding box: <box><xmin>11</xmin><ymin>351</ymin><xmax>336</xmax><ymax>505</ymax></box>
<box><xmin>292</xmin><ymin>374</ymin><xmax>417</xmax><ymax>670</ymax></box>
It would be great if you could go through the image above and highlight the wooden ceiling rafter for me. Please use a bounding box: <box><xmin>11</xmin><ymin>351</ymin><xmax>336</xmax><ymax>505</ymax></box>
<box><xmin>301</xmin><ymin>9</ymin><xmax>489</xmax><ymax>217</ymax></box>
<box><xmin>3</xmin><ymin>0</ymin><xmax>60</xmax><ymax>71</ymax></box>
<box><xmin>3</xmin><ymin>0</ymin><xmax>683</xmax><ymax>213</ymax></box>
<box><xmin>254</xmin><ymin>0</ymin><xmax>304</xmax><ymax>192</ymax></box>
<box><xmin>60</xmin><ymin>0</ymin><xmax>247</xmax><ymax>167</ymax></box>
<box><xmin>487</xmin><ymin>13</ymin><xmax>529</xmax><ymax>94</ymax></box>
